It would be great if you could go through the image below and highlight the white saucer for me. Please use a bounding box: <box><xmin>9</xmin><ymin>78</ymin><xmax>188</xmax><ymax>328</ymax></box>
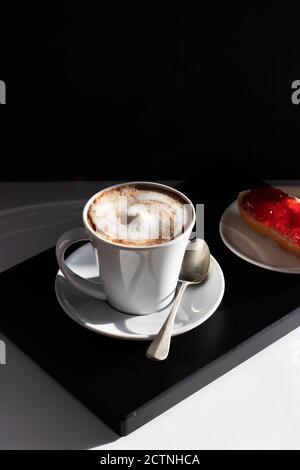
<box><xmin>55</xmin><ymin>243</ymin><xmax>225</xmax><ymax>340</ymax></box>
<box><xmin>219</xmin><ymin>185</ymin><xmax>300</xmax><ymax>274</ymax></box>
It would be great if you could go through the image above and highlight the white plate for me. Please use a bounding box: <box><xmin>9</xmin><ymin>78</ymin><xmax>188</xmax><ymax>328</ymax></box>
<box><xmin>219</xmin><ymin>185</ymin><xmax>300</xmax><ymax>274</ymax></box>
<box><xmin>55</xmin><ymin>243</ymin><xmax>225</xmax><ymax>340</ymax></box>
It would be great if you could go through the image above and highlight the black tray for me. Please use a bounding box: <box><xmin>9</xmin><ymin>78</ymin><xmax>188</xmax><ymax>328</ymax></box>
<box><xmin>0</xmin><ymin>180</ymin><xmax>299</xmax><ymax>436</ymax></box>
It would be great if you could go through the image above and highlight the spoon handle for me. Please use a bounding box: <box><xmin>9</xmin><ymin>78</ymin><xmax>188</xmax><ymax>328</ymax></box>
<box><xmin>146</xmin><ymin>281</ymin><xmax>189</xmax><ymax>361</ymax></box>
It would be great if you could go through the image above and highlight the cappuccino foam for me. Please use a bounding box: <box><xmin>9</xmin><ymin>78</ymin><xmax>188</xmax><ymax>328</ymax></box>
<box><xmin>87</xmin><ymin>184</ymin><xmax>192</xmax><ymax>246</ymax></box>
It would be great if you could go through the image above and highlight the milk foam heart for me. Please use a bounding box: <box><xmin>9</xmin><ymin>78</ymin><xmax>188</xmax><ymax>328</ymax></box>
<box><xmin>87</xmin><ymin>184</ymin><xmax>193</xmax><ymax>246</ymax></box>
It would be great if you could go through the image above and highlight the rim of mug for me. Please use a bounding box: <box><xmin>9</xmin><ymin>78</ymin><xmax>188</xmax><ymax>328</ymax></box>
<box><xmin>83</xmin><ymin>181</ymin><xmax>196</xmax><ymax>250</ymax></box>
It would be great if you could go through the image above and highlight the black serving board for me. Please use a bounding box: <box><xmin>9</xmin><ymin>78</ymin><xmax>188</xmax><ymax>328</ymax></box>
<box><xmin>0</xmin><ymin>179</ymin><xmax>299</xmax><ymax>436</ymax></box>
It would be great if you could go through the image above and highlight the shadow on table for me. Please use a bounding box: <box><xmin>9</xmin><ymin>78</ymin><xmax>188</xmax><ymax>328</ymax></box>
<box><xmin>0</xmin><ymin>335</ymin><xmax>119</xmax><ymax>449</ymax></box>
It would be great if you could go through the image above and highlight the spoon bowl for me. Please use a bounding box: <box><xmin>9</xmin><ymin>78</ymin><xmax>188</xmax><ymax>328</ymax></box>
<box><xmin>179</xmin><ymin>239</ymin><xmax>211</xmax><ymax>284</ymax></box>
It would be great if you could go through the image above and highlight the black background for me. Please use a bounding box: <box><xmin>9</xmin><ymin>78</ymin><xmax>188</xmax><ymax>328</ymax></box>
<box><xmin>2</xmin><ymin>5</ymin><xmax>300</xmax><ymax>181</ymax></box>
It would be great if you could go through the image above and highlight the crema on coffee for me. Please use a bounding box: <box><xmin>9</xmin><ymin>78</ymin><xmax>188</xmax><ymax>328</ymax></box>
<box><xmin>87</xmin><ymin>184</ymin><xmax>193</xmax><ymax>246</ymax></box>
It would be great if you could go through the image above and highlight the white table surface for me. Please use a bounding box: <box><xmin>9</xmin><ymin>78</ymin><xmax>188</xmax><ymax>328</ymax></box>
<box><xmin>0</xmin><ymin>181</ymin><xmax>299</xmax><ymax>450</ymax></box>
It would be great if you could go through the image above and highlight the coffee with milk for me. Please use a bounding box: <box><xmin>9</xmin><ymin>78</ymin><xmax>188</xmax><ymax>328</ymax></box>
<box><xmin>88</xmin><ymin>183</ymin><xmax>193</xmax><ymax>246</ymax></box>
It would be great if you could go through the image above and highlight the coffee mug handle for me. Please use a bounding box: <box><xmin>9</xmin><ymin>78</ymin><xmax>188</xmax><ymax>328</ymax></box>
<box><xmin>56</xmin><ymin>227</ymin><xmax>107</xmax><ymax>300</ymax></box>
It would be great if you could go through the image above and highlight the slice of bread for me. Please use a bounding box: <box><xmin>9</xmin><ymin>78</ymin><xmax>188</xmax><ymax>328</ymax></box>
<box><xmin>238</xmin><ymin>190</ymin><xmax>300</xmax><ymax>258</ymax></box>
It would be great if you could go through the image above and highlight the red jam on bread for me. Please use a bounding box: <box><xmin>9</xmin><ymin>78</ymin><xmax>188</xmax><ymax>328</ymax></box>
<box><xmin>241</xmin><ymin>187</ymin><xmax>300</xmax><ymax>246</ymax></box>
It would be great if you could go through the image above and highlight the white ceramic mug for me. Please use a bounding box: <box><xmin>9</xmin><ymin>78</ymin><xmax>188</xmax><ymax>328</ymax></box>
<box><xmin>56</xmin><ymin>182</ymin><xmax>195</xmax><ymax>315</ymax></box>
